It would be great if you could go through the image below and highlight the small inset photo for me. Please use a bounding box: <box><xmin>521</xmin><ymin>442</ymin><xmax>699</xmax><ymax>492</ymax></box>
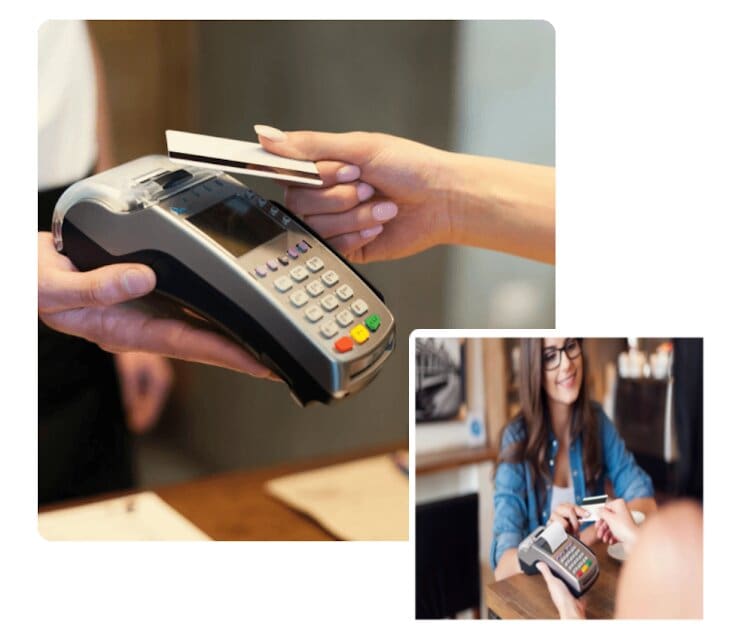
<box><xmin>412</xmin><ymin>335</ymin><xmax>702</xmax><ymax>620</ymax></box>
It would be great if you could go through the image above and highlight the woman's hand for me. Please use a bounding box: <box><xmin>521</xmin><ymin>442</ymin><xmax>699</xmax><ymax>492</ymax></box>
<box><xmin>114</xmin><ymin>352</ymin><xmax>174</xmax><ymax>434</ymax></box>
<box><xmin>255</xmin><ymin>124</ymin><xmax>555</xmax><ymax>264</ymax></box>
<box><xmin>38</xmin><ymin>232</ymin><xmax>277</xmax><ymax>379</ymax></box>
<box><xmin>537</xmin><ymin>562</ymin><xmax>586</xmax><ymax>619</ymax></box>
<box><xmin>593</xmin><ymin>518</ymin><xmax>619</xmax><ymax>546</ymax></box>
<box><xmin>596</xmin><ymin>499</ymin><xmax>640</xmax><ymax>552</ymax></box>
<box><xmin>549</xmin><ymin>502</ymin><xmax>590</xmax><ymax>537</ymax></box>
<box><xmin>255</xmin><ymin>125</ymin><xmax>454</xmax><ymax>262</ymax></box>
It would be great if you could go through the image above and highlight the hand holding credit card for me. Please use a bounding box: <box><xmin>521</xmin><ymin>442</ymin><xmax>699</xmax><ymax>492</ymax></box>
<box><xmin>578</xmin><ymin>494</ymin><xmax>608</xmax><ymax>523</ymax></box>
<box><xmin>165</xmin><ymin>130</ymin><xmax>323</xmax><ymax>186</ymax></box>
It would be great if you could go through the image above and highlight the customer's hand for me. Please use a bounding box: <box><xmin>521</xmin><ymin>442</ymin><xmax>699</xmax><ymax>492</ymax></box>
<box><xmin>255</xmin><ymin>124</ymin><xmax>555</xmax><ymax>264</ymax></box>
<box><xmin>255</xmin><ymin>125</ymin><xmax>454</xmax><ymax>262</ymax></box>
<box><xmin>114</xmin><ymin>352</ymin><xmax>174</xmax><ymax>434</ymax></box>
<box><xmin>549</xmin><ymin>502</ymin><xmax>590</xmax><ymax>537</ymax></box>
<box><xmin>593</xmin><ymin>517</ymin><xmax>619</xmax><ymax>545</ymax></box>
<box><xmin>595</xmin><ymin>499</ymin><xmax>640</xmax><ymax>551</ymax></box>
<box><xmin>537</xmin><ymin>562</ymin><xmax>586</xmax><ymax>620</ymax></box>
<box><xmin>38</xmin><ymin>232</ymin><xmax>276</xmax><ymax>379</ymax></box>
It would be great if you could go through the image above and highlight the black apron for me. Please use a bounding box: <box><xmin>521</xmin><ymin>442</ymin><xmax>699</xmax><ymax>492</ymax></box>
<box><xmin>38</xmin><ymin>183</ymin><xmax>134</xmax><ymax>506</ymax></box>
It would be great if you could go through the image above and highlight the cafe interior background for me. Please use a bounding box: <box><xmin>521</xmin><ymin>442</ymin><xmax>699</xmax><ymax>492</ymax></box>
<box><xmin>44</xmin><ymin>20</ymin><xmax>555</xmax><ymax>499</ymax></box>
<box><xmin>414</xmin><ymin>337</ymin><xmax>703</xmax><ymax>618</ymax></box>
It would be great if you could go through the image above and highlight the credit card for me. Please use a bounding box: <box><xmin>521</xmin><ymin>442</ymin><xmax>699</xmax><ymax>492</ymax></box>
<box><xmin>579</xmin><ymin>494</ymin><xmax>608</xmax><ymax>523</ymax></box>
<box><xmin>165</xmin><ymin>130</ymin><xmax>323</xmax><ymax>186</ymax></box>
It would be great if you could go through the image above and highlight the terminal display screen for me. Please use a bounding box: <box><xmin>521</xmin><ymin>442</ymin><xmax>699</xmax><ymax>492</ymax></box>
<box><xmin>188</xmin><ymin>195</ymin><xmax>284</xmax><ymax>257</ymax></box>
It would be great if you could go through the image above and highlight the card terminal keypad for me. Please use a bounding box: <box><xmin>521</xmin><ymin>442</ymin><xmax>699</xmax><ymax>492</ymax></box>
<box><xmin>554</xmin><ymin>540</ymin><xmax>594</xmax><ymax>578</ymax></box>
<box><xmin>257</xmin><ymin>229</ymin><xmax>383</xmax><ymax>355</ymax></box>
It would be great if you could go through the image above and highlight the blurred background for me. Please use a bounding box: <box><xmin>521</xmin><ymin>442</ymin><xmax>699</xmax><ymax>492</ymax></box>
<box><xmin>414</xmin><ymin>337</ymin><xmax>702</xmax><ymax>618</ymax></box>
<box><xmin>78</xmin><ymin>20</ymin><xmax>556</xmax><ymax>487</ymax></box>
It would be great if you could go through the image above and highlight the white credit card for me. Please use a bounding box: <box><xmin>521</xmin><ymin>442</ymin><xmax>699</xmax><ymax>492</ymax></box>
<box><xmin>165</xmin><ymin>130</ymin><xmax>323</xmax><ymax>186</ymax></box>
<box><xmin>579</xmin><ymin>494</ymin><xmax>608</xmax><ymax>523</ymax></box>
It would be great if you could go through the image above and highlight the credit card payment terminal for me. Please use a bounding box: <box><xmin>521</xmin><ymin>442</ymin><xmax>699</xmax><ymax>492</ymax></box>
<box><xmin>52</xmin><ymin>155</ymin><xmax>395</xmax><ymax>406</ymax></box>
<box><xmin>517</xmin><ymin>522</ymin><xmax>599</xmax><ymax>597</ymax></box>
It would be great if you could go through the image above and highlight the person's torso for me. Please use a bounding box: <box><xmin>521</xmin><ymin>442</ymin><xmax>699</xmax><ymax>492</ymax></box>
<box><xmin>38</xmin><ymin>20</ymin><xmax>98</xmax><ymax>190</ymax></box>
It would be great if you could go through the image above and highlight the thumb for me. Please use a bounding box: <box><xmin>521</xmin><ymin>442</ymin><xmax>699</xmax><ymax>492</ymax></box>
<box><xmin>254</xmin><ymin>124</ymin><xmax>378</xmax><ymax>165</ymax></box>
<box><xmin>41</xmin><ymin>263</ymin><xmax>156</xmax><ymax>313</ymax></box>
<box><xmin>536</xmin><ymin>562</ymin><xmax>553</xmax><ymax>580</ymax></box>
<box><xmin>537</xmin><ymin>562</ymin><xmax>560</xmax><ymax>591</ymax></box>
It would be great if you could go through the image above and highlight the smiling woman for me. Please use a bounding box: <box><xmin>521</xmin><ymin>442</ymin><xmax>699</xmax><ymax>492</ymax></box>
<box><xmin>490</xmin><ymin>338</ymin><xmax>657</xmax><ymax>581</ymax></box>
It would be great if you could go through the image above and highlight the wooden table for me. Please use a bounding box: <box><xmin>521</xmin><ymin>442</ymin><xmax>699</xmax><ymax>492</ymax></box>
<box><xmin>40</xmin><ymin>441</ymin><xmax>405</xmax><ymax>541</ymax></box>
<box><xmin>485</xmin><ymin>543</ymin><xmax>621</xmax><ymax>619</ymax></box>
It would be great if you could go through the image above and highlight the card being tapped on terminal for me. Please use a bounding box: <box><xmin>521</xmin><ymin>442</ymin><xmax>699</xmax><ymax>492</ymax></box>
<box><xmin>579</xmin><ymin>494</ymin><xmax>608</xmax><ymax>523</ymax></box>
<box><xmin>165</xmin><ymin>130</ymin><xmax>323</xmax><ymax>186</ymax></box>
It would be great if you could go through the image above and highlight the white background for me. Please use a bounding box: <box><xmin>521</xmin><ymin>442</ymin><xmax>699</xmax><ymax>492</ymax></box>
<box><xmin>6</xmin><ymin>1</ymin><xmax>752</xmax><ymax>637</ymax></box>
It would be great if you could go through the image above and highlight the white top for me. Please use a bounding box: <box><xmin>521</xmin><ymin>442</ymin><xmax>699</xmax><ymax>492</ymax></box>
<box><xmin>550</xmin><ymin>482</ymin><xmax>575</xmax><ymax>514</ymax></box>
<box><xmin>38</xmin><ymin>20</ymin><xmax>98</xmax><ymax>190</ymax></box>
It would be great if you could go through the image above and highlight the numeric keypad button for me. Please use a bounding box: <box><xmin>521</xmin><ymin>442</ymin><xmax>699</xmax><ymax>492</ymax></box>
<box><xmin>290</xmin><ymin>266</ymin><xmax>309</xmax><ymax>282</ymax></box>
<box><xmin>305</xmin><ymin>306</ymin><xmax>324</xmax><ymax>323</ymax></box>
<box><xmin>274</xmin><ymin>276</ymin><xmax>293</xmax><ymax>292</ymax></box>
<box><xmin>321</xmin><ymin>270</ymin><xmax>339</xmax><ymax>287</ymax></box>
<box><xmin>351</xmin><ymin>299</ymin><xmax>368</xmax><ymax>316</ymax></box>
<box><xmin>320</xmin><ymin>321</ymin><xmax>338</xmax><ymax>339</ymax></box>
<box><xmin>336</xmin><ymin>284</ymin><xmax>353</xmax><ymax>301</ymax></box>
<box><xmin>290</xmin><ymin>290</ymin><xmax>308</xmax><ymax>308</ymax></box>
<box><xmin>306</xmin><ymin>256</ymin><xmax>324</xmax><ymax>272</ymax></box>
<box><xmin>321</xmin><ymin>294</ymin><xmax>339</xmax><ymax>312</ymax></box>
<box><xmin>336</xmin><ymin>310</ymin><xmax>354</xmax><ymax>327</ymax></box>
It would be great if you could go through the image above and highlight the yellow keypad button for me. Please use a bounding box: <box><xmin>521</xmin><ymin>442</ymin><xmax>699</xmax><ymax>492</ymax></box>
<box><xmin>580</xmin><ymin>564</ymin><xmax>590</xmax><ymax>574</ymax></box>
<box><xmin>350</xmin><ymin>324</ymin><xmax>370</xmax><ymax>345</ymax></box>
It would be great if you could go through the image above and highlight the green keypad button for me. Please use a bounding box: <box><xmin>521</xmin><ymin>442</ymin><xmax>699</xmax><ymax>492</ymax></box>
<box><xmin>365</xmin><ymin>314</ymin><xmax>381</xmax><ymax>332</ymax></box>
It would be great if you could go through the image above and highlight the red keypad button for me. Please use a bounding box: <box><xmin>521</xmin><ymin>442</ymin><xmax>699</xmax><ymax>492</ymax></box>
<box><xmin>335</xmin><ymin>337</ymin><xmax>354</xmax><ymax>353</ymax></box>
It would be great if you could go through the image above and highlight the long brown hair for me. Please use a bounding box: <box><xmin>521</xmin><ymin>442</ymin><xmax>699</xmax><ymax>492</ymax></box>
<box><xmin>497</xmin><ymin>338</ymin><xmax>602</xmax><ymax>508</ymax></box>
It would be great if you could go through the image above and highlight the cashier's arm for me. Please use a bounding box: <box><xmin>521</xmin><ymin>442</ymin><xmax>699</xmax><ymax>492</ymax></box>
<box><xmin>37</xmin><ymin>232</ymin><xmax>277</xmax><ymax>379</ymax></box>
<box><xmin>494</xmin><ymin>547</ymin><xmax>524</xmax><ymax>581</ymax></box>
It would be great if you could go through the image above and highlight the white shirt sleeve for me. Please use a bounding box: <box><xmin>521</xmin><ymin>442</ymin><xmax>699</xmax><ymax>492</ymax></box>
<box><xmin>38</xmin><ymin>20</ymin><xmax>98</xmax><ymax>190</ymax></box>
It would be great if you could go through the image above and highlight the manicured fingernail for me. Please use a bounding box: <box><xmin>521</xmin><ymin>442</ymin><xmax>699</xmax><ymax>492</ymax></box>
<box><xmin>356</xmin><ymin>182</ymin><xmax>375</xmax><ymax>202</ymax></box>
<box><xmin>360</xmin><ymin>225</ymin><xmax>383</xmax><ymax>239</ymax></box>
<box><xmin>254</xmin><ymin>124</ymin><xmax>287</xmax><ymax>142</ymax></box>
<box><xmin>123</xmin><ymin>268</ymin><xmax>153</xmax><ymax>296</ymax></box>
<box><xmin>336</xmin><ymin>164</ymin><xmax>361</xmax><ymax>183</ymax></box>
<box><xmin>372</xmin><ymin>201</ymin><xmax>398</xmax><ymax>222</ymax></box>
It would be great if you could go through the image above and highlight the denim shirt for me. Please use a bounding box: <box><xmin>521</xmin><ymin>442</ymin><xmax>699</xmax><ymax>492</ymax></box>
<box><xmin>490</xmin><ymin>404</ymin><xmax>654</xmax><ymax>569</ymax></box>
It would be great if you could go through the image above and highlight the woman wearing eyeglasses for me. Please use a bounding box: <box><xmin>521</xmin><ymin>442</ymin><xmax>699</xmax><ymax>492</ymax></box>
<box><xmin>491</xmin><ymin>338</ymin><xmax>657</xmax><ymax>580</ymax></box>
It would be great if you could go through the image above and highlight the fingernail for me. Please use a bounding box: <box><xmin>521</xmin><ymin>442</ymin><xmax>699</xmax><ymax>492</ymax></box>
<box><xmin>360</xmin><ymin>225</ymin><xmax>383</xmax><ymax>239</ymax></box>
<box><xmin>123</xmin><ymin>268</ymin><xmax>153</xmax><ymax>296</ymax></box>
<box><xmin>254</xmin><ymin>124</ymin><xmax>287</xmax><ymax>142</ymax></box>
<box><xmin>372</xmin><ymin>201</ymin><xmax>398</xmax><ymax>222</ymax></box>
<box><xmin>336</xmin><ymin>164</ymin><xmax>361</xmax><ymax>183</ymax></box>
<box><xmin>356</xmin><ymin>182</ymin><xmax>375</xmax><ymax>202</ymax></box>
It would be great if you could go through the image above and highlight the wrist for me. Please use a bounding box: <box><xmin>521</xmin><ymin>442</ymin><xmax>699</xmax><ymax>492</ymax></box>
<box><xmin>622</xmin><ymin>524</ymin><xmax>639</xmax><ymax>553</ymax></box>
<box><xmin>441</xmin><ymin>151</ymin><xmax>479</xmax><ymax>246</ymax></box>
<box><xmin>428</xmin><ymin>149</ymin><xmax>463</xmax><ymax>246</ymax></box>
<box><xmin>440</xmin><ymin>152</ymin><xmax>555</xmax><ymax>263</ymax></box>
